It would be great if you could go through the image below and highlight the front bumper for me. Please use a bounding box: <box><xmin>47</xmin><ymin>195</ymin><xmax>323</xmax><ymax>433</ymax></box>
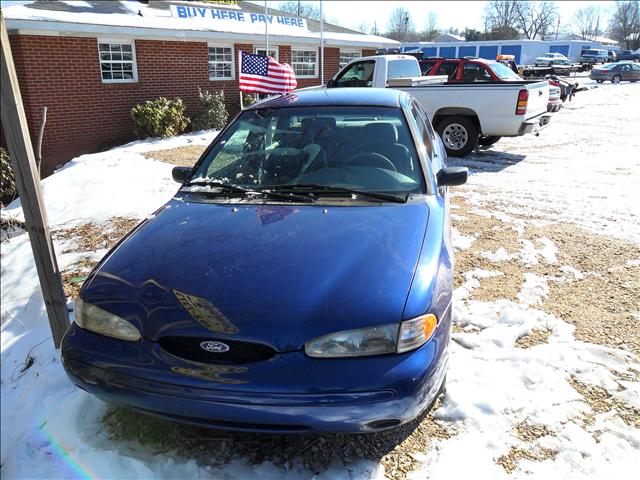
<box><xmin>61</xmin><ymin>322</ymin><xmax>449</xmax><ymax>433</ymax></box>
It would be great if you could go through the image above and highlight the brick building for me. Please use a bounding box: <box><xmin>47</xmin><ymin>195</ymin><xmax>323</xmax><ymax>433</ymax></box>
<box><xmin>1</xmin><ymin>0</ymin><xmax>396</xmax><ymax>176</ymax></box>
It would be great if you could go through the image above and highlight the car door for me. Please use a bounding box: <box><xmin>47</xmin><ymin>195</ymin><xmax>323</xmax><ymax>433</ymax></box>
<box><xmin>436</xmin><ymin>61</ymin><xmax>461</xmax><ymax>81</ymax></box>
<box><xmin>619</xmin><ymin>64</ymin><xmax>631</xmax><ymax>80</ymax></box>
<box><xmin>631</xmin><ymin>64</ymin><xmax>640</xmax><ymax>81</ymax></box>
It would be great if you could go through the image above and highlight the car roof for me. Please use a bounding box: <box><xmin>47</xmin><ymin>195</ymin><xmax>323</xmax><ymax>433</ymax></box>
<box><xmin>421</xmin><ymin>57</ymin><xmax>494</xmax><ymax>64</ymax></box>
<box><xmin>248</xmin><ymin>88</ymin><xmax>405</xmax><ymax>109</ymax></box>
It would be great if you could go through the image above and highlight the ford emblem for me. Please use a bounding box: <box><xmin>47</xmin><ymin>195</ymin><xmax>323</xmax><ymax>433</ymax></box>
<box><xmin>200</xmin><ymin>340</ymin><xmax>230</xmax><ymax>353</ymax></box>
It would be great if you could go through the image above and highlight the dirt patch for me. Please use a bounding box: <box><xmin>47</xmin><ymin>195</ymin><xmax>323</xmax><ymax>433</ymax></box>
<box><xmin>451</xmin><ymin>196</ymin><xmax>640</xmax><ymax>356</ymax></box>
<box><xmin>570</xmin><ymin>377</ymin><xmax>640</xmax><ymax>428</ymax></box>
<box><xmin>514</xmin><ymin>422</ymin><xmax>554</xmax><ymax>442</ymax></box>
<box><xmin>142</xmin><ymin>145</ymin><xmax>207</xmax><ymax>167</ymax></box>
<box><xmin>54</xmin><ymin>217</ymin><xmax>139</xmax><ymax>253</ymax></box>
<box><xmin>55</xmin><ymin>217</ymin><xmax>139</xmax><ymax>299</ymax></box>
<box><xmin>515</xmin><ymin>329</ymin><xmax>552</xmax><ymax>348</ymax></box>
<box><xmin>103</xmin><ymin>397</ymin><xmax>453</xmax><ymax>480</ymax></box>
<box><xmin>496</xmin><ymin>445</ymin><xmax>558</xmax><ymax>473</ymax></box>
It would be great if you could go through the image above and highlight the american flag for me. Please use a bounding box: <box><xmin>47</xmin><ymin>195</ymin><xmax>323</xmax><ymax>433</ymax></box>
<box><xmin>239</xmin><ymin>51</ymin><xmax>297</xmax><ymax>94</ymax></box>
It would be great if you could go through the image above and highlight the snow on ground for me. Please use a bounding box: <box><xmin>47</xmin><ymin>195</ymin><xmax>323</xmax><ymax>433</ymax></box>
<box><xmin>2</xmin><ymin>79</ymin><xmax>639</xmax><ymax>479</ymax></box>
<box><xmin>448</xmin><ymin>74</ymin><xmax>640</xmax><ymax>243</ymax></box>
<box><xmin>1</xmin><ymin>130</ymin><xmax>217</xmax><ymax>227</ymax></box>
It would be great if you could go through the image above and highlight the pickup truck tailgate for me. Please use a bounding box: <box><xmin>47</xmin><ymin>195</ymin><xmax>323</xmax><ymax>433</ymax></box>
<box><xmin>525</xmin><ymin>81</ymin><xmax>550</xmax><ymax>119</ymax></box>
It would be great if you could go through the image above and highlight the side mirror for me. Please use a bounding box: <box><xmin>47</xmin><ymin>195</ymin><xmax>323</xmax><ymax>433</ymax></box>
<box><xmin>326</xmin><ymin>78</ymin><xmax>335</xmax><ymax>88</ymax></box>
<box><xmin>436</xmin><ymin>167</ymin><xmax>468</xmax><ymax>187</ymax></box>
<box><xmin>172</xmin><ymin>166</ymin><xmax>191</xmax><ymax>184</ymax></box>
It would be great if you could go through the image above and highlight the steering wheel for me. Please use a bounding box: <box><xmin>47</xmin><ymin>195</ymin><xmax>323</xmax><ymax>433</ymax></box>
<box><xmin>345</xmin><ymin>152</ymin><xmax>397</xmax><ymax>172</ymax></box>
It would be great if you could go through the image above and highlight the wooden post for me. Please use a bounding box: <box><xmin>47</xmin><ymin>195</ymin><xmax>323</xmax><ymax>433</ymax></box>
<box><xmin>1</xmin><ymin>14</ymin><xmax>69</xmax><ymax>347</ymax></box>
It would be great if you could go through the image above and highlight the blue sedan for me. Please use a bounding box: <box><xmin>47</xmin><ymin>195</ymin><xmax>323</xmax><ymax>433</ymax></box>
<box><xmin>61</xmin><ymin>88</ymin><xmax>467</xmax><ymax>433</ymax></box>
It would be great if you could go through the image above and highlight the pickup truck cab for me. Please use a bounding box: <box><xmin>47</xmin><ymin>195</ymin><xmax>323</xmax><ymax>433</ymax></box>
<box><xmin>328</xmin><ymin>55</ymin><xmax>551</xmax><ymax>156</ymax></box>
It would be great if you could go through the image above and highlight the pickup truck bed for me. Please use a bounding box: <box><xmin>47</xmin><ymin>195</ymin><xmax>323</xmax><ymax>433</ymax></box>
<box><xmin>327</xmin><ymin>55</ymin><xmax>552</xmax><ymax>156</ymax></box>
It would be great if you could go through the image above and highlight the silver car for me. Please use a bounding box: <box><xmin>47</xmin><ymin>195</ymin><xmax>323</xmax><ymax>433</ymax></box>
<box><xmin>590</xmin><ymin>62</ymin><xmax>640</xmax><ymax>83</ymax></box>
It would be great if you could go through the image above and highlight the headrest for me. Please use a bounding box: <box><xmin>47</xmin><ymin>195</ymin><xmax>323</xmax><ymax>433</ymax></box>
<box><xmin>301</xmin><ymin>117</ymin><xmax>336</xmax><ymax>140</ymax></box>
<box><xmin>364</xmin><ymin>123</ymin><xmax>398</xmax><ymax>143</ymax></box>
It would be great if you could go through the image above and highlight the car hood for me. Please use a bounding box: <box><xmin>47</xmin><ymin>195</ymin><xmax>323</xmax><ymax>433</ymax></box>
<box><xmin>83</xmin><ymin>197</ymin><xmax>430</xmax><ymax>351</ymax></box>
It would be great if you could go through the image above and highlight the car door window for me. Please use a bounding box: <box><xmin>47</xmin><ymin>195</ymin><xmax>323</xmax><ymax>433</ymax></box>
<box><xmin>461</xmin><ymin>63</ymin><xmax>492</xmax><ymax>82</ymax></box>
<box><xmin>410</xmin><ymin>101</ymin><xmax>435</xmax><ymax>163</ymax></box>
<box><xmin>437</xmin><ymin>62</ymin><xmax>459</xmax><ymax>80</ymax></box>
<box><xmin>334</xmin><ymin>60</ymin><xmax>375</xmax><ymax>88</ymax></box>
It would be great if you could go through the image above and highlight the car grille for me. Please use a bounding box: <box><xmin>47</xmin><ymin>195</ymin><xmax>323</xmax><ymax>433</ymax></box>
<box><xmin>158</xmin><ymin>336</ymin><xmax>277</xmax><ymax>364</ymax></box>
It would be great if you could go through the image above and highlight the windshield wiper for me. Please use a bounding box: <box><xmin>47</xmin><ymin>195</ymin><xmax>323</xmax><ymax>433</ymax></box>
<box><xmin>269</xmin><ymin>184</ymin><xmax>408</xmax><ymax>204</ymax></box>
<box><xmin>184</xmin><ymin>180</ymin><xmax>314</xmax><ymax>203</ymax></box>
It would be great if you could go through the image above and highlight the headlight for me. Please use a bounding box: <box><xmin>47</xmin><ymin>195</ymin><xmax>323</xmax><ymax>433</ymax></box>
<box><xmin>74</xmin><ymin>298</ymin><xmax>141</xmax><ymax>341</ymax></box>
<box><xmin>305</xmin><ymin>314</ymin><xmax>438</xmax><ymax>358</ymax></box>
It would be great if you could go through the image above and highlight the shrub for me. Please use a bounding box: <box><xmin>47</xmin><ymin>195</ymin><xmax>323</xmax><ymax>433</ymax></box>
<box><xmin>131</xmin><ymin>97</ymin><xmax>189</xmax><ymax>139</ymax></box>
<box><xmin>1</xmin><ymin>147</ymin><xmax>17</xmax><ymax>205</ymax></box>
<box><xmin>242</xmin><ymin>93</ymin><xmax>256</xmax><ymax>108</ymax></box>
<box><xmin>192</xmin><ymin>88</ymin><xmax>229</xmax><ymax>131</ymax></box>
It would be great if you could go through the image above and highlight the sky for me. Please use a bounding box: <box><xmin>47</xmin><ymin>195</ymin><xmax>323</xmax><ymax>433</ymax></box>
<box><xmin>267</xmin><ymin>1</ymin><xmax>618</xmax><ymax>35</ymax></box>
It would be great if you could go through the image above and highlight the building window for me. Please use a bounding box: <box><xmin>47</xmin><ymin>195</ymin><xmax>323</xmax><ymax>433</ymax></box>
<box><xmin>339</xmin><ymin>49</ymin><xmax>361</xmax><ymax>68</ymax></box>
<box><xmin>208</xmin><ymin>46</ymin><xmax>234</xmax><ymax>80</ymax></box>
<box><xmin>254</xmin><ymin>46</ymin><xmax>279</xmax><ymax>61</ymax></box>
<box><xmin>291</xmin><ymin>48</ymin><xmax>317</xmax><ymax>78</ymax></box>
<box><xmin>98</xmin><ymin>41</ymin><xmax>137</xmax><ymax>83</ymax></box>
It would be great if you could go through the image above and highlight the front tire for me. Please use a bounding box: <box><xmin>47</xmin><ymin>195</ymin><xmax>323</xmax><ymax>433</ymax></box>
<box><xmin>612</xmin><ymin>75</ymin><xmax>621</xmax><ymax>84</ymax></box>
<box><xmin>436</xmin><ymin>116</ymin><xmax>479</xmax><ymax>157</ymax></box>
<box><xmin>478</xmin><ymin>135</ymin><xmax>501</xmax><ymax>147</ymax></box>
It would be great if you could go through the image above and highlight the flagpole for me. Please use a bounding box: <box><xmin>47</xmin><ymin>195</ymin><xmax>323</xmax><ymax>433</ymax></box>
<box><xmin>265</xmin><ymin>0</ymin><xmax>269</xmax><ymax>56</ymax></box>
<box><xmin>239</xmin><ymin>50</ymin><xmax>244</xmax><ymax>110</ymax></box>
<box><xmin>320</xmin><ymin>0</ymin><xmax>324</xmax><ymax>84</ymax></box>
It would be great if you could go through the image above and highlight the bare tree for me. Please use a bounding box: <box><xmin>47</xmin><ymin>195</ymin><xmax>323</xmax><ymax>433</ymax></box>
<box><xmin>608</xmin><ymin>1</ymin><xmax>640</xmax><ymax>49</ymax></box>
<box><xmin>278</xmin><ymin>1</ymin><xmax>322</xmax><ymax>21</ymax></box>
<box><xmin>356</xmin><ymin>21</ymin><xmax>371</xmax><ymax>34</ymax></box>
<box><xmin>515</xmin><ymin>1</ymin><xmax>558</xmax><ymax>40</ymax></box>
<box><xmin>385</xmin><ymin>7</ymin><xmax>417</xmax><ymax>42</ymax></box>
<box><xmin>572</xmin><ymin>5</ymin><xmax>603</xmax><ymax>40</ymax></box>
<box><xmin>422</xmin><ymin>11</ymin><xmax>439</xmax><ymax>41</ymax></box>
<box><xmin>484</xmin><ymin>0</ymin><xmax>520</xmax><ymax>38</ymax></box>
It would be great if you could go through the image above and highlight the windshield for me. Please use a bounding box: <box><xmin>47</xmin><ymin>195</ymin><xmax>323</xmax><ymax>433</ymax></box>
<box><xmin>490</xmin><ymin>62</ymin><xmax>521</xmax><ymax>79</ymax></box>
<box><xmin>584</xmin><ymin>50</ymin><xmax>600</xmax><ymax>55</ymax></box>
<box><xmin>599</xmin><ymin>63</ymin><xmax>617</xmax><ymax>70</ymax></box>
<box><xmin>188</xmin><ymin>106</ymin><xmax>425</xmax><ymax>196</ymax></box>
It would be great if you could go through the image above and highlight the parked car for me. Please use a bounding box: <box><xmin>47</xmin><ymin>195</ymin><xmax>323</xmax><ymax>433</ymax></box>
<box><xmin>616</xmin><ymin>50</ymin><xmax>640</xmax><ymax>61</ymax></box>
<box><xmin>590</xmin><ymin>62</ymin><xmax>640</xmax><ymax>83</ymax></box>
<box><xmin>535</xmin><ymin>52</ymin><xmax>570</xmax><ymax>66</ymax></box>
<box><xmin>62</xmin><ymin>88</ymin><xmax>468</xmax><ymax>433</ymax></box>
<box><xmin>329</xmin><ymin>55</ymin><xmax>551</xmax><ymax>156</ymax></box>
<box><xmin>420</xmin><ymin>56</ymin><xmax>561</xmax><ymax>119</ymax></box>
<box><xmin>580</xmin><ymin>49</ymin><xmax>609</xmax><ymax>64</ymax></box>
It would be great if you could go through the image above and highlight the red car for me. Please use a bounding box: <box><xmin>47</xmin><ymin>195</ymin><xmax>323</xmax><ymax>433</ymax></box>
<box><xmin>419</xmin><ymin>57</ymin><xmax>562</xmax><ymax>141</ymax></box>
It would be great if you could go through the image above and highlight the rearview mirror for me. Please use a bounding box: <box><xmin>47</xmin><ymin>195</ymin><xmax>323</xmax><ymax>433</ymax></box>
<box><xmin>172</xmin><ymin>166</ymin><xmax>191</xmax><ymax>184</ymax></box>
<box><xmin>436</xmin><ymin>167</ymin><xmax>468</xmax><ymax>187</ymax></box>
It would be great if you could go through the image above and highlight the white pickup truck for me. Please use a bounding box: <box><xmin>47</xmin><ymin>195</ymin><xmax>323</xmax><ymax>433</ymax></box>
<box><xmin>326</xmin><ymin>55</ymin><xmax>552</xmax><ymax>156</ymax></box>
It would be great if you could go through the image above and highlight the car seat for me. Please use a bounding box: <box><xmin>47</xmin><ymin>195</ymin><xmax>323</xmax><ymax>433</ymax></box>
<box><xmin>353</xmin><ymin>123</ymin><xmax>413</xmax><ymax>175</ymax></box>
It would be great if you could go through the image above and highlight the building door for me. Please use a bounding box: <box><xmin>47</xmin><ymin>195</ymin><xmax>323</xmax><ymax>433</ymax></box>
<box><xmin>439</xmin><ymin>46</ymin><xmax>457</xmax><ymax>58</ymax></box>
<box><xmin>500</xmin><ymin>45</ymin><xmax>522</xmax><ymax>64</ymax></box>
<box><xmin>549</xmin><ymin>45</ymin><xmax>570</xmax><ymax>57</ymax></box>
<box><xmin>479</xmin><ymin>45</ymin><xmax>499</xmax><ymax>60</ymax></box>
<box><xmin>458</xmin><ymin>46</ymin><xmax>477</xmax><ymax>57</ymax></box>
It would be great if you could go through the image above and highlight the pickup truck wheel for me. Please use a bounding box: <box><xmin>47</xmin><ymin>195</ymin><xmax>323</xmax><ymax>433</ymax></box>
<box><xmin>612</xmin><ymin>75</ymin><xmax>621</xmax><ymax>84</ymax></box>
<box><xmin>437</xmin><ymin>116</ymin><xmax>479</xmax><ymax>157</ymax></box>
<box><xmin>478</xmin><ymin>135</ymin><xmax>501</xmax><ymax>147</ymax></box>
